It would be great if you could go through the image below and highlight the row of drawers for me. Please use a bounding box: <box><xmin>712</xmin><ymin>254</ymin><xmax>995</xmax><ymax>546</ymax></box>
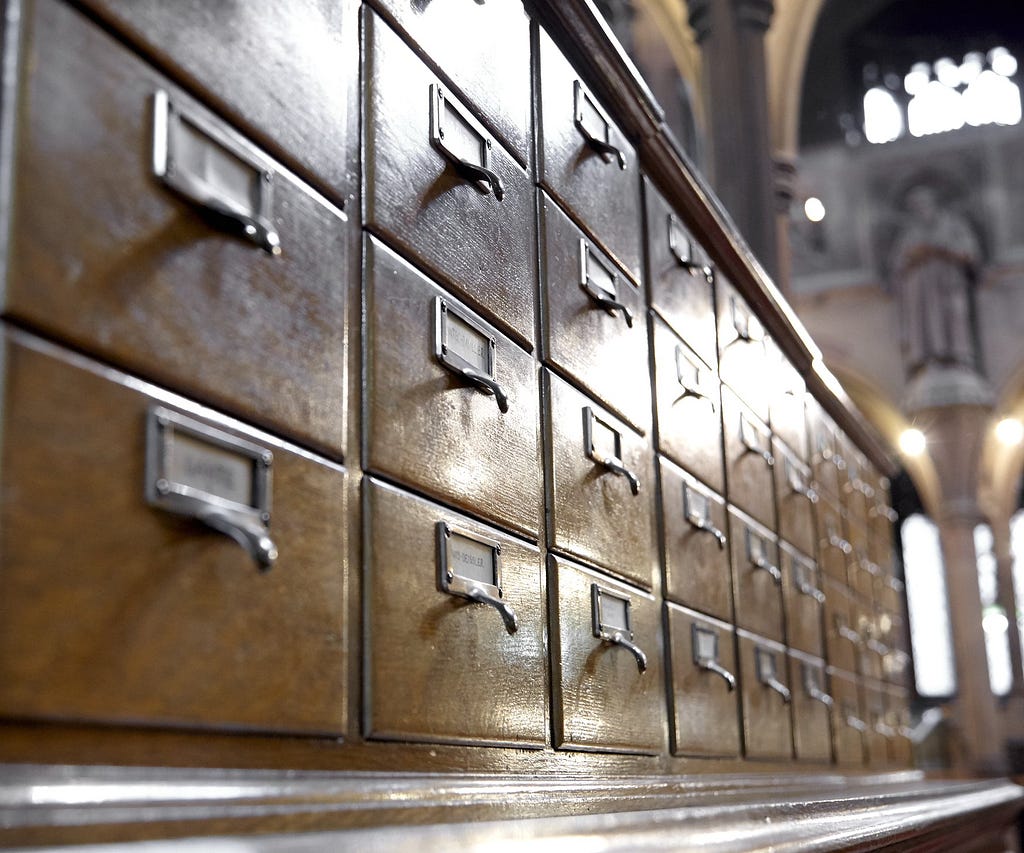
<box><xmin>0</xmin><ymin>328</ymin><xmax>911</xmax><ymax>768</ymax></box>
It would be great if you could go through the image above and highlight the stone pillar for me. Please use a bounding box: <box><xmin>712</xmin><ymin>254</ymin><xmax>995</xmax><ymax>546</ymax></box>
<box><xmin>992</xmin><ymin>521</ymin><xmax>1024</xmax><ymax>696</ymax></box>
<box><xmin>688</xmin><ymin>0</ymin><xmax>779</xmax><ymax>281</ymax></box>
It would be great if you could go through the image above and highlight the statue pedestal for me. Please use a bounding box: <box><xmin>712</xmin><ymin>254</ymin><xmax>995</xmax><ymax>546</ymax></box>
<box><xmin>903</xmin><ymin>364</ymin><xmax>994</xmax><ymax>413</ymax></box>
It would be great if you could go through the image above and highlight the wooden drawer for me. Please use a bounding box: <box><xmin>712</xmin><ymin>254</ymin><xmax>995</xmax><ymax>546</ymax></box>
<box><xmin>643</xmin><ymin>178</ymin><xmax>717</xmax><ymax>368</ymax></box>
<box><xmin>660</xmin><ymin>458</ymin><xmax>732</xmax><ymax>622</ymax></box>
<box><xmin>0</xmin><ymin>331</ymin><xmax>347</xmax><ymax>735</ymax></box>
<box><xmin>885</xmin><ymin>685</ymin><xmax>914</xmax><ymax>767</ymax></box>
<box><xmin>368</xmin><ymin>0</ymin><xmax>530</xmax><ymax>164</ymax></box>
<box><xmin>782</xmin><ymin>543</ymin><xmax>825</xmax><ymax>657</ymax></box>
<box><xmin>544</xmin><ymin>370</ymin><xmax>657</xmax><ymax>589</ymax></box>
<box><xmin>853</xmin><ymin>597</ymin><xmax>884</xmax><ymax>680</ymax></box>
<box><xmin>666</xmin><ymin>605</ymin><xmax>741</xmax><ymax>757</ymax></box>
<box><xmin>722</xmin><ymin>389</ymin><xmax>776</xmax><ymax>531</ymax></box>
<box><xmin>652</xmin><ymin>315</ymin><xmax>724</xmax><ymax>493</ymax></box>
<box><xmin>536</xmin><ymin>28</ymin><xmax>641</xmax><ymax>285</ymax></box>
<box><xmin>830</xmin><ymin>668</ymin><xmax>867</xmax><ymax>767</ymax></box>
<box><xmin>816</xmin><ymin>494</ymin><xmax>852</xmax><ymax>583</ymax></box>
<box><xmin>549</xmin><ymin>556</ymin><xmax>666</xmax><ymax>754</ymax></box>
<box><xmin>789</xmin><ymin>653</ymin><xmax>833</xmax><ymax>763</ymax></box>
<box><xmin>716</xmin><ymin>276</ymin><xmax>770</xmax><ymax>423</ymax></box>
<box><xmin>775</xmin><ymin>440</ymin><xmax>818</xmax><ymax>558</ymax></box>
<box><xmin>863</xmin><ymin>681</ymin><xmax>890</xmax><ymax>768</ymax></box>
<box><xmin>738</xmin><ymin>633</ymin><xmax>793</xmax><ymax>760</ymax></box>
<box><xmin>78</xmin><ymin>0</ymin><xmax>354</xmax><ymax>196</ymax></box>
<box><xmin>768</xmin><ymin>342</ymin><xmax>809</xmax><ymax>462</ymax></box>
<box><xmin>363</xmin><ymin>478</ymin><xmax>546</xmax><ymax>747</ymax></box>
<box><xmin>841</xmin><ymin>448</ymin><xmax>873</xmax><ymax>532</ymax></box>
<box><xmin>808</xmin><ymin>400</ymin><xmax>841</xmax><ymax>501</ymax></box>
<box><xmin>364</xmin><ymin>236</ymin><xmax>541</xmax><ymax>537</ymax></box>
<box><xmin>823</xmin><ymin>577</ymin><xmax>860</xmax><ymax>674</ymax></box>
<box><xmin>849</xmin><ymin>544</ymin><xmax>879</xmax><ymax>602</ymax></box>
<box><xmin>6</xmin><ymin>1</ymin><xmax>350</xmax><ymax>459</ymax></box>
<box><xmin>364</xmin><ymin>9</ymin><xmax>535</xmax><ymax>347</ymax></box>
<box><xmin>730</xmin><ymin>507</ymin><xmax>784</xmax><ymax>642</ymax></box>
<box><xmin>539</xmin><ymin>191</ymin><xmax>650</xmax><ymax>431</ymax></box>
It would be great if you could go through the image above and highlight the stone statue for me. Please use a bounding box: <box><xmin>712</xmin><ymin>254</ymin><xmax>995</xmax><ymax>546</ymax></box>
<box><xmin>890</xmin><ymin>186</ymin><xmax>981</xmax><ymax>376</ymax></box>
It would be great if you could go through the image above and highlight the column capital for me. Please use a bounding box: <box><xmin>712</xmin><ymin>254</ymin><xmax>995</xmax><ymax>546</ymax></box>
<box><xmin>736</xmin><ymin>0</ymin><xmax>774</xmax><ymax>32</ymax></box>
<box><xmin>688</xmin><ymin>0</ymin><xmax>774</xmax><ymax>42</ymax></box>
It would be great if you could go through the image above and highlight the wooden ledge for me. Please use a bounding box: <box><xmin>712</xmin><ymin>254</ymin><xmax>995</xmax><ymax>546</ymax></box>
<box><xmin>2</xmin><ymin>765</ymin><xmax>1021</xmax><ymax>849</ymax></box>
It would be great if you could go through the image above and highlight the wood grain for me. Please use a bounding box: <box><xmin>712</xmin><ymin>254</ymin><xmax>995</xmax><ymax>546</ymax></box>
<box><xmin>536</xmin><ymin>27</ymin><xmax>642</xmax><ymax>285</ymax></box>
<box><xmin>722</xmin><ymin>388</ymin><xmax>777</xmax><ymax>532</ymax></box>
<box><xmin>715</xmin><ymin>275</ymin><xmax>772</xmax><ymax>424</ymax></box>
<box><xmin>0</xmin><ymin>332</ymin><xmax>348</xmax><ymax>735</ymax></box>
<box><xmin>780</xmin><ymin>542</ymin><xmax>825</xmax><ymax>657</ymax></box>
<box><xmin>788</xmin><ymin>653</ymin><xmax>832</xmax><ymax>763</ymax></box>
<box><xmin>774</xmin><ymin>439</ymin><xmax>817</xmax><ymax>557</ymax></box>
<box><xmin>363</xmin><ymin>236</ymin><xmax>542</xmax><ymax>538</ymax></box>
<box><xmin>363</xmin><ymin>8</ymin><xmax>536</xmax><ymax>348</ymax></box>
<box><xmin>737</xmin><ymin>633</ymin><xmax>793</xmax><ymax>760</ymax></box>
<box><xmin>829</xmin><ymin>666</ymin><xmax>867</xmax><ymax>767</ymax></box>
<box><xmin>822</xmin><ymin>577</ymin><xmax>860</xmax><ymax>674</ymax></box>
<box><xmin>7</xmin><ymin>0</ymin><xmax>349</xmax><ymax>459</ymax></box>
<box><xmin>362</xmin><ymin>478</ymin><xmax>547</xmax><ymax>747</ymax></box>
<box><xmin>729</xmin><ymin>507</ymin><xmax>785</xmax><ymax>643</ymax></box>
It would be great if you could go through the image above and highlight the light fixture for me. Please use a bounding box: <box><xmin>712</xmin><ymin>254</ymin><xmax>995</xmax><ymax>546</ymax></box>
<box><xmin>899</xmin><ymin>427</ymin><xmax>927</xmax><ymax>457</ymax></box>
<box><xmin>995</xmin><ymin>417</ymin><xmax>1024</xmax><ymax>447</ymax></box>
<box><xmin>804</xmin><ymin>197</ymin><xmax>826</xmax><ymax>222</ymax></box>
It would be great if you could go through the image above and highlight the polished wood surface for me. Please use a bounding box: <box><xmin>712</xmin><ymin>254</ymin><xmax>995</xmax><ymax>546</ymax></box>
<box><xmin>539</xmin><ymin>189</ymin><xmax>650</xmax><ymax>432</ymax></box>
<box><xmin>363</xmin><ymin>478</ymin><xmax>547</xmax><ymax>747</ymax></box>
<box><xmin>830</xmin><ymin>666</ymin><xmax>867</xmax><ymax>767</ymax></box>
<box><xmin>737</xmin><ymin>633</ymin><xmax>793</xmax><ymax>760</ymax></box>
<box><xmin>7</xmin><ymin>0</ymin><xmax>350</xmax><ymax>459</ymax></box>
<box><xmin>722</xmin><ymin>388</ymin><xmax>777</xmax><ymax>531</ymax></box>
<box><xmin>774</xmin><ymin>440</ymin><xmax>818</xmax><ymax>556</ymax></box>
<box><xmin>0</xmin><ymin>331</ymin><xmax>348</xmax><ymax>734</ymax></box>
<box><xmin>729</xmin><ymin>506</ymin><xmax>785</xmax><ymax>643</ymax></box>
<box><xmin>548</xmin><ymin>555</ymin><xmax>666</xmax><ymax>754</ymax></box>
<box><xmin>363</xmin><ymin>235</ymin><xmax>542</xmax><ymax>537</ymax></box>
<box><xmin>788</xmin><ymin>652</ymin><xmax>832</xmax><ymax>763</ymax></box>
<box><xmin>781</xmin><ymin>542</ymin><xmax>825</xmax><ymax>657</ymax></box>
<box><xmin>363</xmin><ymin>7</ymin><xmax>536</xmax><ymax>347</ymax></box>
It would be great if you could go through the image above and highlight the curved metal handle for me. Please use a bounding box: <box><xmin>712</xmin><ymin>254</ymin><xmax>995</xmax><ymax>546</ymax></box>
<box><xmin>798</xmin><ymin>580</ymin><xmax>826</xmax><ymax>604</ymax></box>
<box><xmin>672</xmin><ymin>386</ymin><xmax>716</xmax><ymax>412</ymax></box>
<box><xmin>585</xmin><ymin>136</ymin><xmax>627</xmax><ymax>170</ymax></box>
<box><xmin>196</xmin><ymin>506</ymin><xmax>277</xmax><ymax>572</ymax></box>
<box><xmin>692</xmin><ymin>518</ymin><xmax>727</xmax><ymax>549</ymax></box>
<box><xmin>610</xmin><ymin>631</ymin><xmax>647</xmax><ymax>672</ymax></box>
<box><xmin>452</xmin><ymin>158</ymin><xmax>505</xmax><ymax>201</ymax></box>
<box><xmin>583</xmin><ymin>281</ymin><xmax>634</xmax><ymax>327</ymax></box>
<box><xmin>600</xmin><ymin>455</ymin><xmax>640</xmax><ymax>495</ymax></box>
<box><xmin>838</xmin><ymin>624</ymin><xmax>862</xmax><ymax>646</ymax></box>
<box><xmin>807</xmin><ymin>685</ymin><xmax>834</xmax><ymax>707</ymax></box>
<box><xmin>699</xmin><ymin>659</ymin><xmax>736</xmax><ymax>691</ymax></box>
<box><xmin>753</xmin><ymin>556</ymin><xmax>782</xmax><ymax>584</ymax></box>
<box><xmin>792</xmin><ymin>480</ymin><xmax>819</xmax><ymax>504</ymax></box>
<box><xmin>455</xmin><ymin>364</ymin><xmax>509</xmax><ymax>413</ymax></box>
<box><xmin>466</xmin><ymin>586</ymin><xmax>518</xmax><ymax>635</ymax></box>
<box><xmin>179</xmin><ymin>177</ymin><xmax>281</xmax><ymax>255</ymax></box>
<box><xmin>829</xmin><ymin>533</ymin><xmax>852</xmax><ymax>554</ymax></box>
<box><xmin>742</xmin><ymin>441</ymin><xmax>774</xmax><ymax>467</ymax></box>
<box><xmin>846</xmin><ymin>714</ymin><xmax>868</xmax><ymax>733</ymax></box>
<box><xmin>764</xmin><ymin>678</ymin><xmax>792</xmax><ymax>703</ymax></box>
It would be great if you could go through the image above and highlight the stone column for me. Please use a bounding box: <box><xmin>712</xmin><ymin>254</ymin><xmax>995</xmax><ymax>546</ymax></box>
<box><xmin>688</xmin><ymin>0</ymin><xmax>779</xmax><ymax>280</ymax></box>
<box><xmin>992</xmin><ymin>520</ymin><xmax>1024</xmax><ymax>696</ymax></box>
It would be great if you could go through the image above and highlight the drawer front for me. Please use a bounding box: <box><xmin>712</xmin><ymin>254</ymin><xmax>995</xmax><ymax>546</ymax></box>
<box><xmin>0</xmin><ymin>332</ymin><xmax>347</xmax><ymax>734</ymax></box>
<box><xmin>652</xmin><ymin>316</ymin><xmax>725</xmax><ymax>494</ymax></box>
<box><xmin>369</xmin><ymin>0</ymin><xmax>531</xmax><ymax>164</ymax></box>
<box><xmin>739</xmin><ymin>634</ymin><xmax>793</xmax><ymax>760</ymax></box>
<box><xmin>775</xmin><ymin>441</ymin><xmax>817</xmax><ymax>557</ymax></box>
<box><xmin>79</xmin><ymin>0</ymin><xmax>353</xmax><ymax>195</ymax></box>
<box><xmin>536</xmin><ymin>28</ymin><xmax>641</xmax><ymax>284</ymax></box>
<box><xmin>722</xmin><ymin>389</ymin><xmax>776</xmax><ymax>531</ymax></box>
<box><xmin>730</xmin><ymin>508</ymin><xmax>784</xmax><ymax>642</ymax></box>
<box><xmin>808</xmin><ymin>403</ymin><xmax>842</xmax><ymax>501</ymax></box>
<box><xmin>782</xmin><ymin>544</ymin><xmax>825</xmax><ymax>657</ymax></box>
<box><xmin>8</xmin><ymin>3</ymin><xmax>350</xmax><ymax>458</ymax></box>
<box><xmin>863</xmin><ymin>682</ymin><xmax>890</xmax><ymax>768</ymax></box>
<box><xmin>545</xmin><ymin>371</ymin><xmax>657</xmax><ymax>588</ymax></box>
<box><xmin>769</xmin><ymin>343</ymin><xmax>809</xmax><ymax>461</ymax></box>
<box><xmin>364</xmin><ymin>9</ymin><xmax>536</xmax><ymax>346</ymax></box>
<box><xmin>716</xmin><ymin>277</ymin><xmax>771</xmax><ymax>423</ymax></box>
<box><xmin>830</xmin><ymin>669</ymin><xmax>867</xmax><ymax>767</ymax></box>
<box><xmin>667</xmin><ymin>605</ymin><xmax>741</xmax><ymax>757</ymax></box>
<box><xmin>643</xmin><ymin>179</ymin><xmax>717</xmax><ymax>367</ymax></box>
<box><xmin>539</xmin><ymin>192</ymin><xmax>650</xmax><ymax>431</ymax></box>
<box><xmin>823</xmin><ymin>578</ymin><xmax>860</xmax><ymax>674</ymax></box>
<box><xmin>789</xmin><ymin>654</ymin><xmax>833</xmax><ymax>763</ymax></box>
<box><xmin>660</xmin><ymin>458</ymin><xmax>732</xmax><ymax>621</ymax></box>
<box><xmin>885</xmin><ymin>686</ymin><xmax>914</xmax><ymax>767</ymax></box>
<box><xmin>550</xmin><ymin>556</ymin><xmax>666</xmax><ymax>754</ymax></box>
<box><xmin>364</xmin><ymin>236</ymin><xmax>541</xmax><ymax>537</ymax></box>
<box><xmin>816</xmin><ymin>496</ymin><xmax>851</xmax><ymax>583</ymax></box>
<box><xmin>364</xmin><ymin>478</ymin><xmax>546</xmax><ymax>747</ymax></box>
<box><xmin>849</xmin><ymin>539</ymin><xmax>879</xmax><ymax>601</ymax></box>
<box><xmin>854</xmin><ymin>599</ymin><xmax>884</xmax><ymax>680</ymax></box>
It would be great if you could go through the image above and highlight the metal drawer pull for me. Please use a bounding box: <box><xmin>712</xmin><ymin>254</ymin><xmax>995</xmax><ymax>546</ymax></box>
<box><xmin>746</xmin><ymin>528</ymin><xmax>781</xmax><ymax>583</ymax></box>
<box><xmin>729</xmin><ymin>294</ymin><xmax>765</xmax><ymax>344</ymax></box>
<box><xmin>153</xmin><ymin>90</ymin><xmax>281</xmax><ymax>255</ymax></box>
<box><xmin>146</xmin><ymin>407</ymin><xmax>276</xmax><ymax>573</ymax></box>
<box><xmin>838</xmin><ymin>622</ymin><xmax>862</xmax><ymax>646</ymax></box>
<box><xmin>797</xmin><ymin>579</ymin><xmax>826</xmax><ymax>604</ymax></box>
<box><xmin>739</xmin><ymin>417</ymin><xmax>774</xmax><ymax>466</ymax></box>
<box><xmin>580</xmin><ymin>240</ymin><xmax>634</xmax><ymax>327</ymax></box>
<box><xmin>592</xmin><ymin>585</ymin><xmax>646</xmax><ymax>672</ymax></box>
<box><xmin>430</xmin><ymin>84</ymin><xmax>504</xmax><ymax>200</ymax></box>
<box><xmin>803</xmin><ymin>667</ymin><xmax>833</xmax><ymax>707</ymax></box>
<box><xmin>574</xmin><ymin>80</ymin><xmax>626</xmax><ymax>169</ymax></box>
<box><xmin>584</xmin><ymin>406</ymin><xmax>640</xmax><ymax>495</ymax></box>
<box><xmin>785</xmin><ymin>459</ymin><xmax>818</xmax><ymax>503</ymax></box>
<box><xmin>753</xmin><ymin>555</ymin><xmax>782</xmax><ymax>583</ymax></box>
<box><xmin>684</xmin><ymin>484</ymin><xmax>727</xmax><ymax>548</ymax></box>
<box><xmin>437</xmin><ymin>522</ymin><xmax>517</xmax><ymax>635</ymax></box>
<box><xmin>673</xmin><ymin>347</ymin><xmax>716</xmax><ymax>412</ymax></box>
<box><xmin>755</xmin><ymin>648</ymin><xmax>791</xmax><ymax>703</ymax></box>
<box><xmin>846</xmin><ymin>714</ymin><xmax>868</xmax><ymax>733</ymax></box>
<box><xmin>692</xmin><ymin>625</ymin><xmax>736</xmax><ymax>690</ymax></box>
<box><xmin>668</xmin><ymin>214</ymin><xmax>714</xmax><ymax>281</ymax></box>
<box><xmin>434</xmin><ymin>297</ymin><xmax>509</xmax><ymax>413</ymax></box>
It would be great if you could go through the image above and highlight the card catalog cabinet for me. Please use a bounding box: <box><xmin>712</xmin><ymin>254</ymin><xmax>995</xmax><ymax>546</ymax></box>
<box><xmin>0</xmin><ymin>0</ymin><xmax>925</xmax><ymax>844</ymax></box>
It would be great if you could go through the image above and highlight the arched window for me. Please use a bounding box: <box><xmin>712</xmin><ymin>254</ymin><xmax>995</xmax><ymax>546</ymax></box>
<box><xmin>901</xmin><ymin>514</ymin><xmax>956</xmax><ymax>696</ymax></box>
<box><xmin>974</xmin><ymin>523</ymin><xmax>1013</xmax><ymax>695</ymax></box>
